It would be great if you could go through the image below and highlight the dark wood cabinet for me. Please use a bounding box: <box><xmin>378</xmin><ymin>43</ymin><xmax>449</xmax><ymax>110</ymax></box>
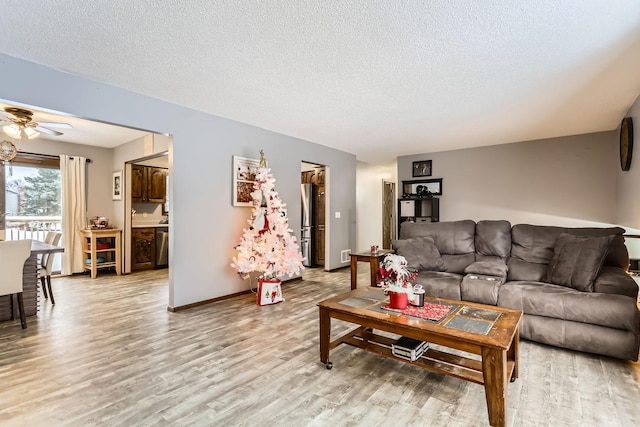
<box><xmin>147</xmin><ymin>167</ymin><xmax>167</xmax><ymax>203</ymax></box>
<box><xmin>132</xmin><ymin>228</ymin><xmax>155</xmax><ymax>270</ymax></box>
<box><xmin>397</xmin><ymin>197</ymin><xmax>440</xmax><ymax>236</ymax></box>
<box><xmin>131</xmin><ymin>165</ymin><xmax>167</xmax><ymax>203</ymax></box>
<box><xmin>131</xmin><ymin>165</ymin><xmax>146</xmax><ymax>202</ymax></box>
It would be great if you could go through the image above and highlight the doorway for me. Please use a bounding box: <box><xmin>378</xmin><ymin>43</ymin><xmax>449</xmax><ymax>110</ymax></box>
<box><xmin>126</xmin><ymin>152</ymin><xmax>170</xmax><ymax>274</ymax></box>
<box><xmin>382</xmin><ymin>180</ymin><xmax>395</xmax><ymax>249</ymax></box>
<box><xmin>301</xmin><ymin>162</ymin><xmax>326</xmax><ymax>268</ymax></box>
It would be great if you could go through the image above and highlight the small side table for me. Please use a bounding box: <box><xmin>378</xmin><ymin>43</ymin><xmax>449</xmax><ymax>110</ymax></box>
<box><xmin>349</xmin><ymin>249</ymin><xmax>393</xmax><ymax>290</ymax></box>
<box><xmin>81</xmin><ymin>228</ymin><xmax>122</xmax><ymax>279</ymax></box>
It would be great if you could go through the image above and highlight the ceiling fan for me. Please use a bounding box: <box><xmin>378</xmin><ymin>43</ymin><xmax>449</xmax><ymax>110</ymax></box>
<box><xmin>0</xmin><ymin>107</ymin><xmax>72</xmax><ymax>139</ymax></box>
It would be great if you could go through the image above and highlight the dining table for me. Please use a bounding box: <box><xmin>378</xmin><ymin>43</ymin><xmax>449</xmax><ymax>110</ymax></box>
<box><xmin>0</xmin><ymin>240</ymin><xmax>64</xmax><ymax>321</ymax></box>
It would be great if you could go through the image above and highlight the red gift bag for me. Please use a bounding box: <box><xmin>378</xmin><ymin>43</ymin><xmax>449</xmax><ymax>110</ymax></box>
<box><xmin>257</xmin><ymin>279</ymin><xmax>284</xmax><ymax>306</ymax></box>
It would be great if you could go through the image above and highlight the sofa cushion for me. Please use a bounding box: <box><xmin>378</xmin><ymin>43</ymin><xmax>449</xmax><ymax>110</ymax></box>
<box><xmin>461</xmin><ymin>273</ymin><xmax>503</xmax><ymax>305</ymax></box>
<box><xmin>393</xmin><ymin>236</ymin><xmax>445</xmax><ymax>271</ymax></box>
<box><xmin>508</xmin><ymin>224</ymin><xmax>628</xmax><ymax>281</ymax></box>
<box><xmin>594</xmin><ymin>266</ymin><xmax>639</xmax><ymax>299</ymax></box>
<box><xmin>414</xmin><ymin>271</ymin><xmax>462</xmax><ymax>300</ymax></box>
<box><xmin>546</xmin><ymin>233</ymin><xmax>613</xmax><ymax>292</ymax></box>
<box><xmin>498</xmin><ymin>281</ymin><xmax>639</xmax><ymax>332</ymax></box>
<box><xmin>510</xmin><ymin>224</ymin><xmax>625</xmax><ymax>263</ymax></box>
<box><xmin>475</xmin><ymin>220</ymin><xmax>511</xmax><ymax>258</ymax></box>
<box><xmin>398</xmin><ymin>220</ymin><xmax>476</xmax><ymax>274</ymax></box>
<box><xmin>507</xmin><ymin>258</ymin><xmax>548</xmax><ymax>282</ymax></box>
<box><xmin>398</xmin><ymin>220</ymin><xmax>476</xmax><ymax>255</ymax></box>
<box><xmin>465</xmin><ymin>261</ymin><xmax>508</xmax><ymax>277</ymax></box>
<box><xmin>439</xmin><ymin>253</ymin><xmax>475</xmax><ymax>274</ymax></box>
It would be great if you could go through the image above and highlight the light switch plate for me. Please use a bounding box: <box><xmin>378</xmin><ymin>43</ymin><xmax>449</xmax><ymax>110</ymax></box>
<box><xmin>335</xmin><ymin>211</ymin><xmax>341</xmax><ymax>218</ymax></box>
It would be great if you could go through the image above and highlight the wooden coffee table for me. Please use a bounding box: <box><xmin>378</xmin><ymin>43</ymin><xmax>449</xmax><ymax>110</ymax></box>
<box><xmin>318</xmin><ymin>288</ymin><xmax>522</xmax><ymax>427</ymax></box>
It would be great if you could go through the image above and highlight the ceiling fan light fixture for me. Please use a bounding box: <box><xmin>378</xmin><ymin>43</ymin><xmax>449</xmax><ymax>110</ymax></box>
<box><xmin>23</xmin><ymin>127</ymin><xmax>40</xmax><ymax>139</ymax></box>
<box><xmin>3</xmin><ymin>123</ymin><xmax>22</xmax><ymax>139</ymax></box>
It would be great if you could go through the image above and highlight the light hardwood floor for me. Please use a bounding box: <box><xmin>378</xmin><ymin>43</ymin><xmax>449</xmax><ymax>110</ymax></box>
<box><xmin>0</xmin><ymin>267</ymin><xmax>639</xmax><ymax>426</ymax></box>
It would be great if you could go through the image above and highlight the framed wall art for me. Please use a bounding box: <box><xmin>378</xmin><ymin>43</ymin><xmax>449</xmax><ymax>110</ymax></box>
<box><xmin>412</xmin><ymin>160</ymin><xmax>432</xmax><ymax>177</ymax></box>
<box><xmin>233</xmin><ymin>155</ymin><xmax>260</xmax><ymax>206</ymax></box>
<box><xmin>112</xmin><ymin>170</ymin><xmax>123</xmax><ymax>201</ymax></box>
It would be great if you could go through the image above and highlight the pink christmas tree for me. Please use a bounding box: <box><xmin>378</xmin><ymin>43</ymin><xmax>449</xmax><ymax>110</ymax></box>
<box><xmin>232</xmin><ymin>151</ymin><xmax>305</xmax><ymax>280</ymax></box>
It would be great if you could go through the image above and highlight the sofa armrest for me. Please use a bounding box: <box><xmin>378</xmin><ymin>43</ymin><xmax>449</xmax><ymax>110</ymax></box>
<box><xmin>464</xmin><ymin>261</ymin><xmax>508</xmax><ymax>280</ymax></box>
<box><xmin>594</xmin><ymin>266</ymin><xmax>639</xmax><ymax>299</ymax></box>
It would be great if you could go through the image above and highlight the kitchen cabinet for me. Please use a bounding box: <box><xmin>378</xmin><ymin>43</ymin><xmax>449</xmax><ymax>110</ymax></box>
<box><xmin>82</xmin><ymin>228</ymin><xmax>122</xmax><ymax>279</ymax></box>
<box><xmin>132</xmin><ymin>165</ymin><xmax>167</xmax><ymax>203</ymax></box>
<box><xmin>132</xmin><ymin>228</ymin><xmax>155</xmax><ymax>270</ymax></box>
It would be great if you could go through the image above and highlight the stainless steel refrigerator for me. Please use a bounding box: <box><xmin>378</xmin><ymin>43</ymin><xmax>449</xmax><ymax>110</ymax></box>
<box><xmin>301</xmin><ymin>183</ymin><xmax>314</xmax><ymax>267</ymax></box>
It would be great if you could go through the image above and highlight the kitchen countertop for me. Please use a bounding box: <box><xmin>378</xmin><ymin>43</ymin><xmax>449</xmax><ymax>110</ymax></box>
<box><xmin>132</xmin><ymin>223</ymin><xmax>169</xmax><ymax>228</ymax></box>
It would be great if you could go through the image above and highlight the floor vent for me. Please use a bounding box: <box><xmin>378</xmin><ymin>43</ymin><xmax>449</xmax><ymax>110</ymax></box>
<box><xmin>340</xmin><ymin>249</ymin><xmax>351</xmax><ymax>263</ymax></box>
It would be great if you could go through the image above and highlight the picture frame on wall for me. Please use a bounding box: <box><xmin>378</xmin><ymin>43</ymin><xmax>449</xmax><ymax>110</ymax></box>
<box><xmin>412</xmin><ymin>160</ymin><xmax>432</xmax><ymax>177</ymax></box>
<box><xmin>233</xmin><ymin>155</ymin><xmax>260</xmax><ymax>207</ymax></box>
<box><xmin>112</xmin><ymin>170</ymin><xmax>123</xmax><ymax>201</ymax></box>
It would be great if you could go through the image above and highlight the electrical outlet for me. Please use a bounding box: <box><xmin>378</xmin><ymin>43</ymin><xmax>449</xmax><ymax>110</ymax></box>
<box><xmin>340</xmin><ymin>249</ymin><xmax>351</xmax><ymax>263</ymax></box>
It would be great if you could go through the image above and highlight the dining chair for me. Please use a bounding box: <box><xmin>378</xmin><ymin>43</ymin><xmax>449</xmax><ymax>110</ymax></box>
<box><xmin>36</xmin><ymin>231</ymin><xmax>58</xmax><ymax>271</ymax></box>
<box><xmin>38</xmin><ymin>232</ymin><xmax>62</xmax><ymax>305</ymax></box>
<box><xmin>0</xmin><ymin>239</ymin><xmax>32</xmax><ymax>329</ymax></box>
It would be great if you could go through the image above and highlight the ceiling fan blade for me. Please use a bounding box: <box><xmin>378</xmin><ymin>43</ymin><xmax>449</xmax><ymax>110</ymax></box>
<box><xmin>35</xmin><ymin>126</ymin><xmax>64</xmax><ymax>136</ymax></box>
<box><xmin>37</xmin><ymin>121</ymin><xmax>72</xmax><ymax>129</ymax></box>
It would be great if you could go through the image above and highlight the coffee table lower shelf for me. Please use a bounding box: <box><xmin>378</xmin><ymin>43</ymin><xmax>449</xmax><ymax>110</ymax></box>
<box><xmin>328</xmin><ymin>326</ymin><xmax>516</xmax><ymax>387</ymax></box>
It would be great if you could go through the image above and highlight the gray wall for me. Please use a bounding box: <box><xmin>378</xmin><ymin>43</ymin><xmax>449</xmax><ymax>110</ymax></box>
<box><xmin>616</xmin><ymin>93</ymin><xmax>640</xmax><ymax>230</ymax></box>
<box><xmin>398</xmin><ymin>132</ymin><xmax>619</xmax><ymax>227</ymax></box>
<box><xmin>0</xmin><ymin>54</ymin><xmax>356</xmax><ymax>308</ymax></box>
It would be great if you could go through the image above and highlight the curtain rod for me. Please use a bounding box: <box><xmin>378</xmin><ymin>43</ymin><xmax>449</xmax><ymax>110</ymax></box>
<box><xmin>18</xmin><ymin>151</ymin><xmax>92</xmax><ymax>163</ymax></box>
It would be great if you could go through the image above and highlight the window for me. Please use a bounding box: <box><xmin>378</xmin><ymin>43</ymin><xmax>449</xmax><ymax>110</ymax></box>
<box><xmin>2</xmin><ymin>154</ymin><xmax>62</xmax><ymax>242</ymax></box>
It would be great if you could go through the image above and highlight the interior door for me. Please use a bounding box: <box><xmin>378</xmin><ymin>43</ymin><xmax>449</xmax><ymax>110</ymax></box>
<box><xmin>382</xmin><ymin>181</ymin><xmax>395</xmax><ymax>249</ymax></box>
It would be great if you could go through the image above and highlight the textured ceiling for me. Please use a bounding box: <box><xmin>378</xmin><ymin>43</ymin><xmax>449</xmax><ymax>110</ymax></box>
<box><xmin>0</xmin><ymin>1</ymin><xmax>640</xmax><ymax>163</ymax></box>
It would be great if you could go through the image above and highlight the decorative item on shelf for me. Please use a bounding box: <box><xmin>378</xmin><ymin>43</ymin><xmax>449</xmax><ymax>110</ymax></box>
<box><xmin>416</xmin><ymin>185</ymin><xmax>433</xmax><ymax>198</ymax></box>
<box><xmin>370</xmin><ymin>244</ymin><xmax>379</xmax><ymax>254</ymax></box>
<box><xmin>231</xmin><ymin>150</ymin><xmax>305</xmax><ymax>305</ymax></box>
<box><xmin>377</xmin><ymin>253</ymin><xmax>418</xmax><ymax>309</ymax></box>
<box><xmin>90</xmin><ymin>216</ymin><xmax>109</xmax><ymax>229</ymax></box>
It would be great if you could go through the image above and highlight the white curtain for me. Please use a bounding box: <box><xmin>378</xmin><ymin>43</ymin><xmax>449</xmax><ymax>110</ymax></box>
<box><xmin>60</xmin><ymin>155</ymin><xmax>87</xmax><ymax>275</ymax></box>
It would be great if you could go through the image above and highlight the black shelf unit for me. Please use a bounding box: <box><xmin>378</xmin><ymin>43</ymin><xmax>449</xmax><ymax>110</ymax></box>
<box><xmin>397</xmin><ymin>197</ymin><xmax>439</xmax><ymax>236</ymax></box>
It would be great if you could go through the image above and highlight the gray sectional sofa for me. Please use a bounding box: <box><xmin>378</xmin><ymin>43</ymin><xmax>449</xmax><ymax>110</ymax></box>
<box><xmin>394</xmin><ymin>220</ymin><xmax>640</xmax><ymax>360</ymax></box>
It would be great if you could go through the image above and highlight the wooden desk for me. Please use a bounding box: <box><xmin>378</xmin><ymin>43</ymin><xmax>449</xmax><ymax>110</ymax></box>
<box><xmin>349</xmin><ymin>249</ymin><xmax>393</xmax><ymax>290</ymax></box>
<box><xmin>0</xmin><ymin>240</ymin><xmax>64</xmax><ymax>321</ymax></box>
